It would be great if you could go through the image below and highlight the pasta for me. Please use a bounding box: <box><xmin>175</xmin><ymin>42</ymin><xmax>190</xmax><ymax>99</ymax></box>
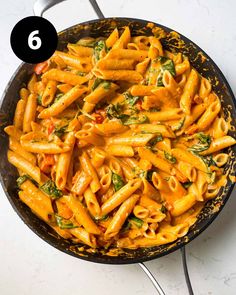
<box><xmin>5</xmin><ymin>26</ymin><xmax>235</xmax><ymax>250</ymax></box>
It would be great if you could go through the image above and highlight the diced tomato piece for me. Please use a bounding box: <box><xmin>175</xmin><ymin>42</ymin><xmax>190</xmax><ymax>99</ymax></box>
<box><xmin>39</xmin><ymin>154</ymin><xmax>55</xmax><ymax>173</ymax></box>
<box><xmin>137</xmin><ymin>99</ymin><xmax>144</xmax><ymax>111</ymax></box>
<box><xmin>98</xmin><ymin>225</ymin><xmax>106</xmax><ymax>233</ymax></box>
<box><xmin>95</xmin><ymin>113</ymin><xmax>104</xmax><ymax>124</ymax></box>
<box><xmin>34</xmin><ymin>61</ymin><xmax>49</xmax><ymax>75</ymax></box>
<box><xmin>48</xmin><ymin>122</ymin><xmax>55</xmax><ymax>135</ymax></box>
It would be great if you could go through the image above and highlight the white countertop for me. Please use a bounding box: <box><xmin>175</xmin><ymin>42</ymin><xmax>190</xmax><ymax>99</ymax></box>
<box><xmin>0</xmin><ymin>1</ymin><xmax>236</xmax><ymax>294</ymax></box>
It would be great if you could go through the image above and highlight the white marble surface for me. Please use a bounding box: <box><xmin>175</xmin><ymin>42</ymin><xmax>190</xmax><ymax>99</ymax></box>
<box><xmin>0</xmin><ymin>1</ymin><xmax>236</xmax><ymax>294</ymax></box>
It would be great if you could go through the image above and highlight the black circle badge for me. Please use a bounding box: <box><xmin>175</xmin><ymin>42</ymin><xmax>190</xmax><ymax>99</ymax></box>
<box><xmin>10</xmin><ymin>16</ymin><xmax>58</xmax><ymax>64</ymax></box>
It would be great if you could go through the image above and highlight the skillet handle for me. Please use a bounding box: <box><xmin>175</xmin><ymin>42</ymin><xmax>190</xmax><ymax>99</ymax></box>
<box><xmin>33</xmin><ymin>0</ymin><xmax>105</xmax><ymax>19</ymax></box>
<box><xmin>139</xmin><ymin>263</ymin><xmax>166</xmax><ymax>295</ymax></box>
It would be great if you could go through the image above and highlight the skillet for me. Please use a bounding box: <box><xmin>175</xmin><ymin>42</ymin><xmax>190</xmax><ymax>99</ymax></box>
<box><xmin>1</xmin><ymin>0</ymin><xmax>236</xmax><ymax>293</ymax></box>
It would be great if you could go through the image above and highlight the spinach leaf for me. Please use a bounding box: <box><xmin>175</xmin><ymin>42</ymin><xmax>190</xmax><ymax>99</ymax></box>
<box><xmin>53</xmin><ymin>125</ymin><xmax>68</xmax><ymax>138</ymax></box>
<box><xmin>54</xmin><ymin>93</ymin><xmax>64</xmax><ymax>103</ymax></box>
<box><xmin>160</xmin><ymin>204</ymin><xmax>168</xmax><ymax>214</ymax></box>
<box><xmin>175</xmin><ymin>117</ymin><xmax>185</xmax><ymax>131</ymax></box>
<box><xmin>122</xmin><ymin>115</ymin><xmax>148</xmax><ymax>125</ymax></box>
<box><xmin>155</xmin><ymin>56</ymin><xmax>176</xmax><ymax>86</ymax></box>
<box><xmin>148</xmin><ymin>133</ymin><xmax>163</xmax><ymax>147</ymax></box>
<box><xmin>55</xmin><ymin>214</ymin><xmax>78</xmax><ymax>229</ymax></box>
<box><xmin>106</xmin><ymin>103</ymin><xmax>123</xmax><ymax>119</ymax></box>
<box><xmin>146</xmin><ymin>170</ymin><xmax>155</xmax><ymax>182</ymax></box>
<box><xmin>124</xmin><ymin>92</ymin><xmax>140</xmax><ymax>106</ymax></box>
<box><xmin>103</xmin><ymin>81</ymin><xmax>111</xmax><ymax>90</ymax></box>
<box><xmin>112</xmin><ymin>173</ymin><xmax>125</xmax><ymax>192</ymax></box>
<box><xmin>40</xmin><ymin>180</ymin><xmax>62</xmax><ymax>199</ymax></box>
<box><xmin>95</xmin><ymin>215</ymin><xmax>109</xmax><ymax>222</ymax></box>
<box><xmin>129</xmin><ymin>216</ymin><xmax>144</xmax><ymax>228</ymax></box>
<box><xmin>92</xmin><ymin>78</ymin><xmax>103</xmax><ymax>91</ymax></box>
<box><xmin>76</xmin><ymin>71</ymin><xmax>86</xmax><ymax>76</ymax></box>
<box><xmin>188</xmin><ymin>132</ymin><xmax>211</xmax><ymax>153</ymax></box>
<box><xmin>16</xmin><ymin>174</ymin><xmax>36</xmax><ymax>188</ymax></box>
<box><xmin>182</xmin><ymin>182</ymin><xmax>193</xmax><ymax>189</ymax></box>
<box><xmin>161</xmin><ymin>59</ymin><xmax>176</xmax><ymax>76</ymax></box>
<box><xmin>94</xmin><ymin>40</ymin><xmax>107</xmax><ymax>62</ymax></box>
<box><xmin>164</xmin><ymin>151</ymin><xmax>177</xmax><ymax>164</ymax></box>
<box><xmin>197</xmin><ymin>132</ymin><xmax>211</xmax><ymax>145</ymax></box>
<box><xmin>37</xmin><ymin>95</ymin><xmax>42</xmax><ymax>105</ymax></box>
<box><xmin>149</xmin><ymin>107</ymin><xmax>161</xmax><ymax>112</ymax></box>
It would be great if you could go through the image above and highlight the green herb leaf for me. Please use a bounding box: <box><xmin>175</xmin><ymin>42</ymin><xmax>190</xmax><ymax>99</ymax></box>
<box><xmin>202</xmin><ymin>155</ymin><xmax>216</xmax><ymax>167</ymax></box>
<box><xmin>121</xmin><ymin>220</ymin><xmax>131</xmax><ymax>232</ymax></box>
<box><xmin>106</xmin><ymin>103</ymin><xmax>123</xmax><ymax>119</ymax></box>
<box><xmin>155</xmin><ymin>56</ymin><xmax>176</xmax><ymax>86</ymax></box>
<box><xmin>146</xmin><ymin>170</ymin><xmax>155</xmax><ymax>182</ymax></box>
<box><xmin>160</xmin><ymin>205</ymin><xmax>168</xmax><ymax>214</ymax></box>
<box><xmin>175</xmin><ymin>117</ymin><xmax>185</xmax><ymax>131</ymax></box>
<box><xmin>53</xmin><ymin>125</ymin><xmax>68</xmax><ymax>138</ymax></box>
<box><xmin>122</xmin><ymin>115</ymin><xmax>149</xmax><ymax>125</ymax></box>
<box><xmin>164</xmin><ymin>151</ymin><xmax>177</xmax><ymax>164</ymax></box>
<box><xmin>55</xmin><ymin>214</ymin><xmax>78</xmax><ymax>229</ymax></box>
<box><xmin>197</xmin><ymin>133</ymin><xmax>211</xmax><ymax>145</ymax></box>
<box><xmin>148</xmin><ymin>133</ymin><xmax>163</xmax><ymax>147</ymax></box>
<box><xmin>188</xmin><ymin>133</ymin><xmax>211</xmax><ymax>153</ymax></box>
<box><xmin>124</xmin><ymin>92</ymin><xmax>140</xmax><ymax>106</ymax></box>
<box><xmin>162</xmin><ymin>59</ymin><xmax>176</xmax><ymax>76</ymax></box>
<box><xmin>54</xmin><ymin>93</ymin><xmax>64</xmax><ymax>103</ymax></box>
<box><xmin>92</xmin><ymin>78</ymin><xmax>103</xmax><ymax>91</ymax></box>
<box><xmin>95</xmin><ymin>215</ymin><xmax>109</xmax><ymax>222</ymax></box>
<box><xmin>129</xmin><ymin>216</ymin><xmax>144</xmax><ymax>228</ymax></box>
<box><xmin>103</xmin><ymin>81</ymin><xmax>111</xmax><ymax>90</ymax></box>
<box><xmin>182</xmin><ymin>182</ymin><xmax>193</xmax><ymax>189</ymax></box>
<box><xmin>40</xmin><ymin>180</ymin><xmax>62</xmax><ymax>199</ymax></box>
<box><xmin>149</xmin><ymin>107</ymin><xmax>161</xmax><ymax>112</ymax></box>
<box><xmin>112</xmin><ymin>173</ymin><xmax>125</xmax><ymax>192</ymax></box>
<box><xmin>16</xmin><ymin>174</ymin><xmax>37</xmax><ymax>188</ymax></box>
<box><xmin>37</xmin><ymin>95</ymin><xmax>42</xmax><ymax>105</ymax></box>
<box><xmin>77</xmin><ymin>71</ymin><xmax>86</xmax><ymax>76</ymax></box>
<box><xmin>94</xmin><ymin>40</ymin><xmax>107</xmax><ymax>62</ymax></box>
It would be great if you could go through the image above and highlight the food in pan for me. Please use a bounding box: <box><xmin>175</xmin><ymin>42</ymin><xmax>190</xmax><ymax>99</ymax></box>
<box><xmin>5</xmin><ymin>26</ymin><xmax>236</xmax><ymax>249</ymax></box>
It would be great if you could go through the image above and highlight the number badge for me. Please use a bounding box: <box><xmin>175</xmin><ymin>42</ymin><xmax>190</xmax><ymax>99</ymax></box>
<box><xmin>10</xmin><ymin>16</ymin><xmax>58</xmax><ymax>64</ymax></box>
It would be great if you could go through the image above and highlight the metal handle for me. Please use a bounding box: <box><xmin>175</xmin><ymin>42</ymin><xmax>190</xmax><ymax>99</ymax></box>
<box><xmin>181</xmin><ymin>246</ymin><xmax>194</xmax><ymax>295</ymax></box>
<box><xmin>139</xmin><ymin>262</ymin><xmax>166</xmax><ymax>295</ymax></box>
<box><xmin>33</xmin><ymin>0</ymin><xmax>104</xmax><ymax>19</ymax></box>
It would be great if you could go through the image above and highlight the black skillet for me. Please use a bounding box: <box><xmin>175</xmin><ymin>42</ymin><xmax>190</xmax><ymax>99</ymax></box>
<box><xmin>1</xmin><ymin>0</ymin><xmax>236</xmax><ymax>294</ymax></box>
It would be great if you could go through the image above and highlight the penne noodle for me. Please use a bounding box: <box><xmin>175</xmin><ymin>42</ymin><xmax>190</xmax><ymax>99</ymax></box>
<box><xmin>180</xmin><ymin>69</ymin><xmax>199</xmax><ymax>114</ymax></box>
<box><xmin>7</xmin><ymin>150</ymin><xmax>41</xmax><ymax>183</ymax></box>
<box><xmin>105</xmin><ymin>194</ymin><xmax>140</xmax><ymax>238</ymax></box>
<box><xmin>63</xmin><ymin>195</ymin><xmax>101</xmax><ymax>235</ymax></box>
<box><xmin>23</xmin><ymin>94</ymin><xmax>37</xmax><ymax>133</ymax></box>
<box><xmin>13</xmin><ymin>99</ymin><xmax>26</xmax><ymax>130</ymax></box>
<box><xmin>9</xmin><ymin>137</ymin><xmax>36</xmax><ymax>165</ymax></box>
<box><xmin>79</xmin><ymin>151</ymin><xmax>101</xmax><ymax>193</ymax></box>
<box><xmin>106</xmin><ymin>145</ymin><xmax>134</xmax><ymax>157</ymax></box>
<box><xmin>38</xmin><ymin>85</ymin><xmax>86</xmax><ymax>119</ymax></box>
<box><xmin>55</xmin><ymin>132</ymin><xmax>75</xmax><ymax>190</ymax></box>
<box><xmin>101</xmin><ymin>179</ymin><xmax>142</xmax><ymax>215</ymax></box>
<box><xmin>200</xmin><ymin>136</ymin><xmax>236</xmax><ymax>155</ymax></box>
<box><xmin>42</xmin><ymin>69</ymin><xmax>90</xmax><ymax>86</ymax></box>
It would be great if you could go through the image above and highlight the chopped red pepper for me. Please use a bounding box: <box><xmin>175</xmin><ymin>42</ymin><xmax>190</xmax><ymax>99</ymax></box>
<box><xmin>137</xmin><ymin>99</ymin><xmax>144</xmax><ymax>111</ymax></box>
<box><xmin>34</xmin><ymin>61</ymin><xmax>49</xmax><ymax>75</ymax></box>
<box><xmin>48</xmin><ymin>122</ymin><xmax>55</xmax><ymax>135</ymax></box>
<box><xmin>39</xmin><ymin>154</ymin><xmax>55</xmax><ymax>173</ymax></box>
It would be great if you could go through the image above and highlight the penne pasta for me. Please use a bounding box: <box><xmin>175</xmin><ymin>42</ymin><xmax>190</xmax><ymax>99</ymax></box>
<box><xmin>5</xmin><ymin>27</ymin><xmax>235</xmax><ymax>251</ymax></box>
